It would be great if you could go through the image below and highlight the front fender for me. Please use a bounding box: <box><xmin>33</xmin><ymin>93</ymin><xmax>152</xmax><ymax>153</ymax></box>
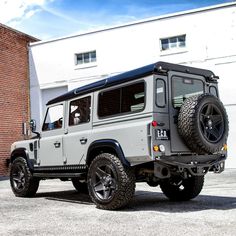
<box><xmin>10</xmin><ymin>148</ymin><xmax>34</xmax><ymax>171</ymax></box>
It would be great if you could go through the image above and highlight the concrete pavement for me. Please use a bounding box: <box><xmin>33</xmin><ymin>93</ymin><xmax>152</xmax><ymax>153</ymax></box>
<box><xmin>0</xmin><ymin>169</ymin><xmax>236</xmax><ymax>236</ymax></box>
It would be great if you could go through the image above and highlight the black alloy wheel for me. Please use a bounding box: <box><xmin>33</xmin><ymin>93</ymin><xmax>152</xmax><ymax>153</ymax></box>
<box><xmin>11</xmin><ymin>163</ymin><xmax>26</xmax><ymax>191</ymax></box>
<box><xmin>199</xmin><ymin>103</ymin><xmax>224</xmax><ymax>143</ymax></box>
<box><xmin>178</xmin><ymin>94</ymin><xmax>229</xmax><ymax>154</ymax></box>
<box><xmin>91</xmin><ymin>163</ymin><xmax>117</xmax><ymax>201</ymax></box>
<box><xmin>87</xmin><ymin>153</ymin><xmax>135</xmax><ymax>210</ymax></box>
<box><xmin>10</xmin><ymin>157</ymin><xmax>39</xmax><ymax>197</ymax></box>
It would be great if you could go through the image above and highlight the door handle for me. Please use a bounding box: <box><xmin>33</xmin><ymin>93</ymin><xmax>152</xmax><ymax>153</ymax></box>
<box><xmin>80</xmin><ymin>138</ymin><xmax>87</xmax><ymax>145</ymax></box>
<box><xmin>54</xmin><ymin>141</ymin><xmax>61</xmax><ymax>148</ymax></box>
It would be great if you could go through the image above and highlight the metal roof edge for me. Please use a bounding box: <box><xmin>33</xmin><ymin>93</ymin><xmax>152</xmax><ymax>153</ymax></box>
<box><xmin>30</xmin><ymin>2</ymin><xmax>236</xmax><ymax>47</ymax></box>
<box><xmin>47</xmin><ymin>61</ymin><xmax>215</xmax><ymax>105</ymax></box>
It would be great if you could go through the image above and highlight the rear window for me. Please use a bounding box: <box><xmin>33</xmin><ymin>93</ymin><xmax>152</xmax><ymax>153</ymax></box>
<box><xmin>172</xmin><ymin>76</ymin><xmax>204</xmax><ymax>108</ymax></box>
<box><xmin>98</xmin><ymin>82</ymin><xmax>145</xmax><ymax>118</ymax></box>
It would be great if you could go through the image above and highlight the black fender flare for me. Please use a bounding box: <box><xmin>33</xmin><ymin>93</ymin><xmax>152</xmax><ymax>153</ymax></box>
<box><xmin>86</xmin><ymin>139</ymin><xmax>130</xmax><ymax>167</ymax></box>
<box><xmin>10</xmin><ymin>148</ymin><xmax>34</xmax><ymax>171</ymax></box>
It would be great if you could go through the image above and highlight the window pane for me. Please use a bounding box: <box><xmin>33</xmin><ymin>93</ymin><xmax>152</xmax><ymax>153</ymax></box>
<box><xmin>90</xmin><ymin>51</ymin><xmax>96</xmax><ymax>62</ymax></box>
<box><xmin>210</xmin><ymin>86</ymin><xmax>218</xmax><ymax>97</ymax></box>
<box><xmin>178</xmin><ymin>35</ymin><xmax>186</xmax><ymax>47</ymax></box>
<box><xmin>98</xmin><ymin>89</ymin><xmax>121</xmax><ymax>117</ymax></box>
<box><xmin>69</xmin><ymin>96</ymin><xmax>91</xmax><ymax>126</ymax></box>
<box><xmin>169</xmin><ymin>37</ymin><xmax>177</xmax><ymax>48</ymax></box>
<box><xmin>156</xmin><ymin>79</ymin><xmax>166</xmax><ymax>107</ymax></box>
<box><xmin>161</xmin><ymin>39</ymin><xmax>169</xmax><ymax>50</ymax></box>
<box><xmin>76</xmin><ymin>54</ymin><xmax>83</xmax><ymax>64</ymax></box>
<box><xmin>42</xmin><ymin>104</ymin><xmax>63</xmax><ymax>131</ymax></box>
<box><xmin>172</xmin><ymin>77</ymin><xmax>204</xmax><ymax>108</ymax></box>
<box><xmin>84</xmin><ymin>53</ymin><xmax>90</xmax><ymax>63</ymax></box>
<box><xmin>121</xmin><ymin>82</ymin><xmax>145</xmax><ymax>113</ymax></box>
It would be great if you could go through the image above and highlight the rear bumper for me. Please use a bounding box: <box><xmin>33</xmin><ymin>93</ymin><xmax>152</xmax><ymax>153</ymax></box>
<box><xmin>155</xmin><ymin>154</ymin><xmax>226</xmax><ymax>176</ymax></box>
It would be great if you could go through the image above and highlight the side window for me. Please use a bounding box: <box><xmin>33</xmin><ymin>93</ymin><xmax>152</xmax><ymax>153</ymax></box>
<box><xmin>69</xmin><ymin>96</ymin><xmax>91</xmax><ymax>126</ymax></box>
<box><xmin>121</xmin><ymin>82</ymin><xmax>145</xmax><ymax>113</ymax></box>
<box><xmin>98</xmin><ymin>82</ymin><xmax>145</xmax><ymax>118</ymax></box>
<box><xmin>42</xmin><ymin>104</ymin><xmax>63</xmax><ymax>131</ymax></box>
<box><xmin>210</xmin><ymin>86</ymin><xmax>218</xmax><ymax>97</ymax></box>
<box><xmin>156</xmin><ymin>79</ymin><xmax>166</xmax><ymax>107</ymax></box>
<box><xmin>98</xmin><ymin>89</ymin><xmax>120</xmax><ymax>117</ymax></box>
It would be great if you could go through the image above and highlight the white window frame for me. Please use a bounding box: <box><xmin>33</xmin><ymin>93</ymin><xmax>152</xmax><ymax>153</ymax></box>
<box><xmin>160</xmin><ymin>35</ymin><xmax>186</xmax><ymax>52</ymax></box>
<box><xmin>74</xmin><ymin>50</ymin><xmax>97</xmax><ymax>68</ymax></box>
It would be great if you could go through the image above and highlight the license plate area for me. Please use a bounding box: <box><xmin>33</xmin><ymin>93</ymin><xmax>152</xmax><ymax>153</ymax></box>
<box><xmin>155</xmin><ymin>129</ymin><xmax>169</xmax><ymax>140</ymax></box>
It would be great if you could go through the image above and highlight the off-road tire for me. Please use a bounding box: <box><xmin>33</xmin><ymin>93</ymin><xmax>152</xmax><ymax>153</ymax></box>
<box><xmin>87</xmin><ymin>153</ymin><xmax>135</xmax><ymax>210</ymax></box>
<box><xmin>160</xmin><ymin>175</ymin><xmax>204</xmax><ymax>201</ymax></box>
<box><xmin>178</xmin><ymin>94</ymin><xmax>229</xmax><ymax>154</ymax></box>
<box><xmin>71</xmin><ymin>178</ymin><xmax>88</xmax><ymax>193</ymax></box>
<box><xmin>10</xmin><ymin>157</ymin><xmax>39</xmax><ymax>197</ymax></box>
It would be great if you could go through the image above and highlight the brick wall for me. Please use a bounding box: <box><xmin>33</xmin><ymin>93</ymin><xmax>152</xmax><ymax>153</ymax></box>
<box><xmin>0</xmin><ymin>24</ymin><xmax>37</xmax><ymax>176</ymax></box>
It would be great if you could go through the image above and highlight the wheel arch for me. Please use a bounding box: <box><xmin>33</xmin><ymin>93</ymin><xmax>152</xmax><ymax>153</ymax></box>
<box><xmin>86</xmin><ymin>139</ymin><xmax>130</xmax><ymax>167</ymax></box>
<box><xmin>10</xmin><ymin>148</ymin><xmax>34</xmax><ymax>172</ymax></box>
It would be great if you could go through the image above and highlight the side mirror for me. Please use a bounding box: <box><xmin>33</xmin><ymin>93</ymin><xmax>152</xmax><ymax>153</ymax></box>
<box><xmin>30</xmin><ymin>119</ymin><xmax>36</xmax><ymax>132</ymax></box>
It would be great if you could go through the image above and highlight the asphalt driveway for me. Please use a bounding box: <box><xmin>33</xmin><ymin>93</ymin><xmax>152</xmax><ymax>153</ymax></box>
<box><xmin>0</xmin><ymin>169</ymin><xmax>236</xmax><ymax>236</ymax></box>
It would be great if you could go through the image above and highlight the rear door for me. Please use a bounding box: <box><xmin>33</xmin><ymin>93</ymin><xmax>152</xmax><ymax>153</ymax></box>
<box><xmin>63</xmin><ymin>95</ymin><xmax>92</xmax><ymax>165</ymax></box>
<box><xmin>168</xmin><ymin>71</ymin><xmax>205</xmax><ymax>152</ymax></box>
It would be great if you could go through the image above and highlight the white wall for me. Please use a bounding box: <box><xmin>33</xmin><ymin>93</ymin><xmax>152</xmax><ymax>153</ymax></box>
<box><xmin>29</xmin><ymin>3</ymin><xmax>236</xmax><ymax>167</ymax></box>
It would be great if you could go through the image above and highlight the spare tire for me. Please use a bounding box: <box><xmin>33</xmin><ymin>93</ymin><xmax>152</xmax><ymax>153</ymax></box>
<box><xmin>178</xmin><ymin>94</ymin><xmax>229</xmax><ymax>154</ymax></box>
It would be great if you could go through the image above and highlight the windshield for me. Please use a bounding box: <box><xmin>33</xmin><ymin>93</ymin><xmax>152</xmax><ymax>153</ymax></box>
<box><xmin>172</xmin><ymin>76</ymin><xmax>204</xmax><ymax>108</ymax></box>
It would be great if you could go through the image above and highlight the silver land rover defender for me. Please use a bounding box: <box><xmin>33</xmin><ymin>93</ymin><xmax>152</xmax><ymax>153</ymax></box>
<box><xmin>9</xmin><ymin>62</ymin><xmax>229</xmax><ymax>210</ymax></box>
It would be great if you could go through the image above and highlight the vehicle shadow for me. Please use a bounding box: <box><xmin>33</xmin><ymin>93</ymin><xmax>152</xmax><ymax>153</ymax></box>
<box><xmin>35</xmin><ymin>189</ymin><xmax>236</xmax><ymax>212</ymax></box>
<box><xmin>35</xmin><ymin>190</ymin><xmax>93</xmax><ymax>205</ymax></box>
<box><xmin>127</xmin><ymin>190</ymin><xmax>236</xmax><ymax>212</ymax></box>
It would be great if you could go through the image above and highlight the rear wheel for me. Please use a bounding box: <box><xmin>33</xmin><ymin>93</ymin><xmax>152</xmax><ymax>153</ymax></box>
<box><xmin>87</xmin><ymin>153</ymin><xmax>135</xmax><ymax>210</ymax></box>
<box><xmin>10</xmin><ymin>157</ymin><xmax>39</xmax><ymax>197</ymax></box>
<box><xmin>160</xmin><ymin>175</ymin><xmax>204</xmax><ymax>201</ymax></box>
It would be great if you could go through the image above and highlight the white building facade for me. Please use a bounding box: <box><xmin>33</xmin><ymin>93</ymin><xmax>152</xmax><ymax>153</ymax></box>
<box><xmin>29</xmin><ymin>2</ymin><xmax>236</xmax><ymax>168</ymax></box>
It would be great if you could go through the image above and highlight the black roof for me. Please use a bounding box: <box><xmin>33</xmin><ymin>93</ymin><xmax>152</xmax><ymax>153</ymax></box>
<box><xmin>47</xmin><ymin>61</ymin><xmax>215</xmax><ymax>105</ymax></box>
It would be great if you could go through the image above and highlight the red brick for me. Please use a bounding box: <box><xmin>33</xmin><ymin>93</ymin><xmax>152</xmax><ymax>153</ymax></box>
<box><xmin>0</xmin><ymin>24</ymin><xmax>38</xmax><ymax>176</ymax></box>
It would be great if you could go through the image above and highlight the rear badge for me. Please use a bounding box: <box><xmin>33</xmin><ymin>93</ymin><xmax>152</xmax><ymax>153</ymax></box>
<box><xmin>156</xmin><ymin>129</ymin><xmax>169</xmax><ymax>140</ymax></box>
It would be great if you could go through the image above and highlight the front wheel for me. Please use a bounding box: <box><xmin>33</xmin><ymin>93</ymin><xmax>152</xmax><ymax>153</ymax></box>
<box><xmin>87</xmin><ymin>153</ymin><xmax>135</xmax><ymax>210</ymax></box>
<box><xmin>160</xmin><ymin>175</ymin><xmax>204</xmax><ymax>201</ymax></box>
<box><xmin>10</xmin><ymin>157</ymin><xmax>39</xmax><ymax>197</ymax></box>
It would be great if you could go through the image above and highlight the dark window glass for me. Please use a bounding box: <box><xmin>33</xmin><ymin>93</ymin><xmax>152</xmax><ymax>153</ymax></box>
<box><xmin>172</xmin><ymin>77</ymin><xmax>204</xmax><ymax>108</ymax></box>
<box><xmin>84</xmin><ymin>53</ymin><xmax>90</xmax><ymax>63</ymax></box>
<box><xmin>210</xmin><ymin>86</ymin><xmax>218</xmax><ymax>97</ymax></box>
<box><xmin>121</xmin><ymin>82</ymin><xmax>145</xmax><ymax>113</ymax></box>
<box><xmin>76</xmin><ymin>54</ymin><xmax>83</xmax><ymax>64</ymax></box>
<box><xmin>156</xmin><ymin>79</ymin><xmax>166</xmax><ymax>107</ymax></box>
<box><xmin>98</xmin><ymin>89</ymin><xmax>121</xmax><ymax>117</ymax></box>
<box><xmin>69</xmin><ymin>96</ymin><xmax>91</xmax><ymax>126</ymax></box>
<box><xmin>90</xmin><ymin>51</ymin><xmax>96</xmax><ymax>62</ymax></box>
<box><xmin>98</xmin><ymin>82</ymin><xmax>145</xmax><ymax>118</ymax></box>
<box><xmin>178</xmin><ymin>35</ymin><xmax>186</xmax><ymax>47</ymax></box>
<box><xmin>42</xmin><ymin>104</ymin><xmax>63</xmax><ymax>131</ymax></box>
<box><xmin>169</xmin><ymin>37</ymin><xmax>177</xmax><ymax>48</ymax></box>
<box><xmin>161</xmin><ymin>38</ymin><xmax>169</xmax><ymax>50</ymax></box>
